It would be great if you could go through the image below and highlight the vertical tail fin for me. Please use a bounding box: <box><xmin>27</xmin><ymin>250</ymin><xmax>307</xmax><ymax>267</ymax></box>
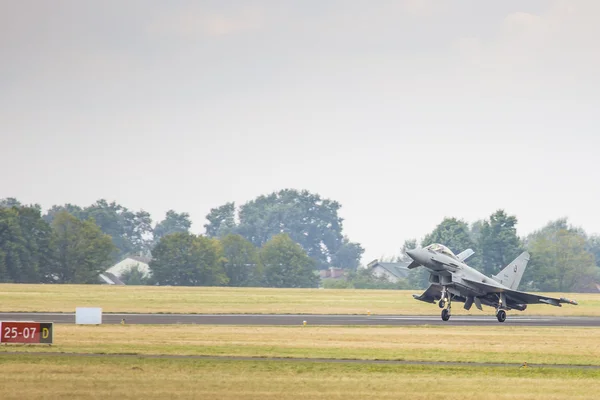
<box><xmin>491</xmin><ymin>251</ymin><xmax>530</xmax><ymax>290</ymax></box>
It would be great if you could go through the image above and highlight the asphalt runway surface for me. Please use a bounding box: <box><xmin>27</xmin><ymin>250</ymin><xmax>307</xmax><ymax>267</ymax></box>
<box><xmin>1</xmin><ymin>312</ymin><xmax>599</xmax><ymax>326</ymax></box>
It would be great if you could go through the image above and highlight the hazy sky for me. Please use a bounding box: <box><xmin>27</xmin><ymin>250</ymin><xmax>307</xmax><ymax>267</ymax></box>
<box><xmin>2</xmin><ymin>0</ymin><xmax>599</xmax><ymax>263</ymax></box>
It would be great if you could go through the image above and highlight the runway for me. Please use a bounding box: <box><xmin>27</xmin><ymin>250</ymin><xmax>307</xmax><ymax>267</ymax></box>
<box><xmin>1</xmin><ymin>312</ymin><xmax>599</xmax><ymax>326</ymax></box>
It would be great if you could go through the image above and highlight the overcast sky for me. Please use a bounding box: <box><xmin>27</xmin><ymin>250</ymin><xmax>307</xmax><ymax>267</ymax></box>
<box><xmin>1</xmin><ymin>0</ymin><xmax>599</xmax><ymax>263</ymax></box>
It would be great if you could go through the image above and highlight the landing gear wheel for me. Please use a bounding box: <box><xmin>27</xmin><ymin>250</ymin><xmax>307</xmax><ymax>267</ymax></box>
<box><xmin>438</xmin><ymin>300</ymin><xmax>445</xmax><ymax>309</ymax></box>
<box><xmin>441</xmin><ymin>308</ymin><xmax>450</xmax><ymax>321</ymax></box>
<box><xmin>496</xmin><ymin>309</ymin><xmax>506</xmax><ymax>322</ymax></box>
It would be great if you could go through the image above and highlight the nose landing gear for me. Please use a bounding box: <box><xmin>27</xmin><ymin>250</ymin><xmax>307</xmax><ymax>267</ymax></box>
<box><xmin>441</xmin><ymin>308</ymin><xmax>450</xmax><ymax>321</ymax></box>
<box><xmin>439</xmin><ymin>288</ymin><xmax>452</xmax><ymax>321</ymax></box>
<box><xmin>496</xmin><ymin>309</ymin><xmax>506</xmax><ymax>322</ymax></box>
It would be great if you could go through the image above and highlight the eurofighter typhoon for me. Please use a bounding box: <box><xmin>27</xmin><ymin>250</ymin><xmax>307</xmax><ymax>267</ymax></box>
<box><xmin>406</xmin><ymin>244</ymin><xmax>578</xmax><ymax>322</ymax></box>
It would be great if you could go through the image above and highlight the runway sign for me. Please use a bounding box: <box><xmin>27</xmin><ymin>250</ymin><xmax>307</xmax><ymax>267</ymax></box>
<box><xmin>0</xmin><ymin>321</ymin><xmax>53</xmax><ymax>344</ymax></box>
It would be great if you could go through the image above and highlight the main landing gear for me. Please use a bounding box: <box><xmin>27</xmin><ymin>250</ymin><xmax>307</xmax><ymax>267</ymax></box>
<box><xmin>496</xmin><ymin>293</ymin><xmax>507</xmax><ymax>322</ymax></box>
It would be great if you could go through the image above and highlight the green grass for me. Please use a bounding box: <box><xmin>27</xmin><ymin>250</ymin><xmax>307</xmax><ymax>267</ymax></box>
<box><xmin>0</xmin><ymin>354</ymin><xmax>598</xmax><ymax>400</ymax></box>
<box><xmin>0</xmin><ymin>283</ymin><xmax>597</xmax><ymax>316</ymax></box>
<box><xmin>3</xmin><ymin>324</ymin><xmax>600</xmax><ymax>366</ymax></box>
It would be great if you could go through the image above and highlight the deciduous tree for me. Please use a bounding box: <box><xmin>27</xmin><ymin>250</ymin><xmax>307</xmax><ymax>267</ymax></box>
<box><xmin>44</xmin><ymin>200</ymin><xmax>153</xmax><ymax>260</ymax></box>
<box><xmin>149</xmin><ymin>232</ymin><xmax>228</xmax><ymax>286</ymax></box>
<box><xmin>0</xmin><ymin>198</ymin><xmax>22</xmax><ymax>208</ymax></box>
<box><xmin>220</xmin><ymin>234</ymin><xmax>259</xmax><ymax>286</ymax></box>
<box><xmin>204</xmin><ymin>202</ymin><xmax>236</xmax><ymax>237</ymax></box>
<box><xmin>0</xmin><ymin>205</ymin><xmax>55</xmax><ymax>283</ymax></box>
<box><xmin>477</xmin><ymin>210</ymin><xmax>524</xmax><ymax>277</ymax></box>
<box><xmin>205</xmin><ymin>189</ymin><xmax>362</xmax><ymax>270</ymax></box>
<box><xmin>0</xmin><ymin>207</ymin><xmax>27</xmax><ymax>282</ymax></box>
<box><xmin>153</xmin><ymin>210</ymin><xmax>192</xmax><ymax>243</ymax></box>
<box><xmin>330</xmin><ymin>237</ymin><xmax>364</xmax><ymax>271</ymax></box>
<box><xmin>259</xmin><ymin>233</ymin><xmax>319</xmax><ymax>288</ymax></box>
<box><xmin>51</xmin><ymin>211</ymin><xmax>115</xmax><ymax>283</ymax></box>
<box><xmin>586</xmin><ymin>235</ymin><xmax>600</xmax><ymax>268</ymax></box>
<box><xmin>524</xmin><ymin>219</ymin><xmax>598</xmax><ymax>292</ymax></box>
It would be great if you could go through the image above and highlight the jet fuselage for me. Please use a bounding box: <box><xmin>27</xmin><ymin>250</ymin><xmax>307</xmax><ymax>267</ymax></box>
<box><xmin>406</xmin><ymin>247</ymin><xmax>520</xmax><ymax>310</ymax></box>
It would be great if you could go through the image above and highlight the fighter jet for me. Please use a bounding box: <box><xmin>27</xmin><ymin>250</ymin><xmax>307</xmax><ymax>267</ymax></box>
<box><xmin>406</xmin><ymin>243</ymin><xmax>578</xmax><ymax>322</ymax></box>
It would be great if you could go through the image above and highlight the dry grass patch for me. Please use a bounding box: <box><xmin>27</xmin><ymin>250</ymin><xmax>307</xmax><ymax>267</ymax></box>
<box><xmin>0</xmin><ymin>284</ymin><xmax>597</xmax><ymax>316</ymax></box>
<box><xmin>3</xmin><ymin>324</ymin><xmax>600</xmax><ymax>366</ymax></box>
<box><xmin>0</xmin><ymin>354</ymin><xmax>599</xmax><ymax>400</ymax></box>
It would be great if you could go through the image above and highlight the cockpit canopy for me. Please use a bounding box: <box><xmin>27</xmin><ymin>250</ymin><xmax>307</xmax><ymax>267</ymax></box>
<box><xmin>425</xmin><ymin>243</ymin><xmax>458</xmax><ymax>260</ymax></box>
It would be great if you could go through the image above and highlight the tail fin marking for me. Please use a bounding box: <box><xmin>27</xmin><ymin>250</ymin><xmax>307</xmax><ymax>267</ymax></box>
<box><xmin>491</xmin><ymin>251</ymin><xmax>530</xmax><ymax>290</ymax></box>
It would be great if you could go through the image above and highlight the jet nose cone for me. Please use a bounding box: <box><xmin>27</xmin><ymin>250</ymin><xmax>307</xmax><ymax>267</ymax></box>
<box><xmin>406</xmin><ymin>249</ymin><xmax>417</xmax><ymax>260</ymax></box>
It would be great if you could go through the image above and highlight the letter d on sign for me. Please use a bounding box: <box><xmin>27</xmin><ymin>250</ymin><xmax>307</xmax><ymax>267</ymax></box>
<box><xmin>39</xmin><ymin>323</ymin><xmax>53</xmax><ymax>344</ymax></box>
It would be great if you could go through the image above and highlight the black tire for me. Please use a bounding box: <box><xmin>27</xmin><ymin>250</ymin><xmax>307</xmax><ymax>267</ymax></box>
<box><xmin>438</xmin><ymin>301</ymin><xmax>445</xmax><ymax>309</ymax></box>
<box><xmin>441</xmin><ymin>309</ymin><xmax>450</xmax><ymax>321</ymax></box>
<box><xmin>497</xmin><ymin>310</ymin><xmax>506</xmax><ymax>322</ymax></box>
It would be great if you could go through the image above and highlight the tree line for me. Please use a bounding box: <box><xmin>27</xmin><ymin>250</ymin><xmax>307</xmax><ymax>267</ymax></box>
<box><xmin>1</xmin><ymin>194</ymin><xmax>598</xmax><ymax>292</ymax></box>
<box><xmin>0</xmin><ymin>196</ymin><xmax>317</xmax><ymax>287</ymax></box>
<box><xmin>144</xmin><ymin>232</ymin><xmax>318</xmax><ymax>288</ymax></box>
<box><xmin>0</xmin><ymin>190</ymin><xmax>356</xmax><ymax>287</ymax></box>
<box><xmin>0</xmin><ymin>203</ymin><xmax>114</xmax><ymax>284</ymax></box>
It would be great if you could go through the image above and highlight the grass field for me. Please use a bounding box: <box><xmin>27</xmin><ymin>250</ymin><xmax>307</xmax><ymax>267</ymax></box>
<box><xmin>1</xmin><ymin>284</ymin><xmax>597</xmax><ymax>315</ymax></box>
<box><xmin>2</xmin><ymin>284</ymin><xmax>598</xmax><ymax>399</ymax></box>
<box><xmin>1</xmin><ymin>354</ymin><xmax>599</xmax><ymax>400</ymax></box>
<box><xmin>3</xmin><ymin>324</ymin><xmax>600</xmax><ymax>366</ymax></box>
